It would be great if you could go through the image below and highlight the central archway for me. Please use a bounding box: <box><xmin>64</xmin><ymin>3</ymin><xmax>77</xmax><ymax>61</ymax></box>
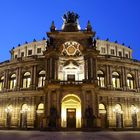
<box><xmin>61</xmin><ymin>94</ymin><xmax>81</xmax><ymax>128</ymax></box>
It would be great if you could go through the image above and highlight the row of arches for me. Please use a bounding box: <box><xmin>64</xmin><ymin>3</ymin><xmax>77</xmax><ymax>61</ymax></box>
<box><xmin>0</xmin><ymin>70</ymin><xmax>45</xmax><ymax>91</ymax></box>
<box><xmin>99</xmin><ymin>103</ymin><xmax>138</xmax><ymax>128</ymax></box>
<box><xmin>97</xmin><ymin>70</ymin><xmax>134</xmax><ymax>89</ymax></box>
<box><xmin>5</xmin><ymin>103</ymin><xmax>44</xmax><ymax>128</ymax></box>
<box><xmin>0</xmin><ymin>69</ymin><xmax>137</xmax><ymax>91</ymax></box>
<box><xmin>0</xmin><ymin>95</ymin><xmax>139</xmax><ymax>128</ymax></box>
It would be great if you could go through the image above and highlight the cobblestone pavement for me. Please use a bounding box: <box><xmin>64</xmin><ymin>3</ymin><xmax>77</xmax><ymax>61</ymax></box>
<box><xmin>0</xmin><ymin>130</ymin><xmax>140</xmax><ymax>140</ymax></box>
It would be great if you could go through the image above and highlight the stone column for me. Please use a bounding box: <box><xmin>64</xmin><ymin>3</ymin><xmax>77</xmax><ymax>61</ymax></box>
<box><xmin>82</xmin><ymin>90</ymin><xmax>86</xmax><ymax>127</ymax></box>
<box><xmin>106</xmin><ymin>65</ymin><xmax>112</xmax><ymax>89</ymax></box>
<box><xmin>47</xmin><ymin>91</ymin><xmax>51</xmax><ymax>117</ymax></box>
<box><xmin>108</xmin><ymin>97</ymin><xmax>115</xmax><ymax>127</ymax></box>
<box><xmin>135</xmin><ymin>70</ymin><xmax>139</xmax><ymax>90</ymax></box>
<box><xmin>46</xmin><ymin>59</ymin><xmax>50</xmax><ymax>82</ymax></box>
<box><xmin>46</xmin><ymin>54</ymin><xmax>59</xmax><ymax>82</ymax></box>
<box><xmin>84</xmin><ymin>59</ymin><xmax>88</xmax><ymax>80</ymax></box>
<box><xmin>84</xmin><ymin>54</ymin><xmax>97</xmax><ymax>82</ymax></box>
<box><xmin>4</xmin><ymin>69</ymin><xmax>9</xmax><ymax>90</ymax></box>
<box><xmin>25</xmin><ymin>46</ymin><xmax>27</xmax><ymax>57</ymax></box>
<box><xmin>33</xmin><ymin>65</ymin><xmax>37</xmax><ymax>89</ymax></box>
<box><xmin>30</xmin><ymin>66</ymin><xmax>34</xmax><ymax>89</ymax></box>
<box><xmin>17</xmin><ymin>67</ymin><xmax>22</xmax><ymax>90</ymax></box>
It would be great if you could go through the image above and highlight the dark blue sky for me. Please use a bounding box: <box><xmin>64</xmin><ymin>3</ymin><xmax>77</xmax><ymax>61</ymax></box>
<box><xmin>0</xmin><ymin>0</ymin><xmax>140</xmax><ymax>62</ymax></box>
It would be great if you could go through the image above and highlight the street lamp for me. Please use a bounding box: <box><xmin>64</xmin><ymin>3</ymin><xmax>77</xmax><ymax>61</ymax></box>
<box><xmin>113</xmin><ymin>105</ymin><xmax>123</xmax><ymax>114</ymax></box>
<box><xmin>131</xmin><ymin>106</ymin><xmax>139</xmax><ymax>114</ymax></box>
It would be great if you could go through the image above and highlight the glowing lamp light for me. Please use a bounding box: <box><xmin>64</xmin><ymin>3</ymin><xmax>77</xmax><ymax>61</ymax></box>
<box><xmin>113</xmin><ymin>106</ymin><xmax>123</xmax><ymax>114</ymax></box>
<box><xmin>5</xmin><ymin>106</ymin><xmax>13</xmax><ymax>113</ymax></box>
<box><xmin>20</xmin><ymin>107</ymin><xmax>30</xmax><ymax>113</ymax></box>
<box><xmin>131</xmin><ymin>106</ymin><xmax>139</xmax><ymax>114</ymax></box>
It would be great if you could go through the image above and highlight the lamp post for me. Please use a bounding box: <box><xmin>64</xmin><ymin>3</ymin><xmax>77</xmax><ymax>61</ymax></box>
<box><xmin>5</xmin><ymin>106</ymin><xmax>13</xmax><ymax>128</ymax></box>
<box><xmin>113</xmin><ymin>105</ymin><xmax>123</xmax><ymax>114</ymax></box>
<box><xmin>131</xmin><ymin>106</ymin><xmax>139</xmax><ymax>114</ymax></box>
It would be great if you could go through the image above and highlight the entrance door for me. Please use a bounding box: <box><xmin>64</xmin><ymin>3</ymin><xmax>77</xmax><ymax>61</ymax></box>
<box><xmin>116</xmin><ymin>113</ymin><xmax>123</xmax><ymax>128</ymax></box>
<box><xmin>67</xmin><ymin>108</ymin><xmax>76</xmax><ymax>128</ymax></box>
<box><xmin>132</xmin><ymin>113</ymin><xmax>137</xmax><ymax>128</ymax></box>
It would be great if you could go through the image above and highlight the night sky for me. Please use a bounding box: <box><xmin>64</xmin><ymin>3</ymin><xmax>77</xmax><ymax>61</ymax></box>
<box><xmin>0</xmin><ymin>0</ymin><xmax>140</xmax><ymax>62</ymax></box>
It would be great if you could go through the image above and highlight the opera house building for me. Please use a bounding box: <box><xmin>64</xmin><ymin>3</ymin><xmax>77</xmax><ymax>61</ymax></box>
<box><xmin>0</xmin><ymin>12</ymin><xmax>140</xmax><ymax>129</ymax></box>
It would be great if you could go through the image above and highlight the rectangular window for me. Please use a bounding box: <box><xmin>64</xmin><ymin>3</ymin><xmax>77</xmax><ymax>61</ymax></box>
<box><xmin>21</xmin><ymin>52</ymin><xmax>24</xmax><ymax>57</ymax></box>
<box><xmin>125</xmin><ymin>53</ymin><xmax>129</xmax><ymax>58</ymax></box>
<box><xmin>15</xmin><ymin>55</ymin><xmax>17</xmax><ymax>58</ymax></box>
<box><xmin>67</xmin><ymin>74</ymin><xmax>75</xmax><ymax>81</ymax></box>
<box><xmin>111</xmin><ymin>49</ymin><xmax>115</xmax><ymax>55</ymax></box>
<box><xmin>37</xmin><ymin>48</ymin><xmax>41</xmax><ymax>54</ymax></box>
<box><xmin>28</xmin><ymin>50</ymin><xmax>32</xmax><ymax>55</ymax></box>
<box><xmin>101</xmin><ymin>47</ymin><xmax>105</xmax><ymax>53</ymax></box>
<box><xmin>118</xmin><ymin>51</ymin><xmax>122</xmax><ymax>57</ymax></box>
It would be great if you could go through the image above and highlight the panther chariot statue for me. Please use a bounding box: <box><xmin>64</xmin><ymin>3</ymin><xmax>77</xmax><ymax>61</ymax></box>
<box><xmin>62</xmin><ymin>11</ymin><xmax>80</xmax><ymax>31</ymax></box>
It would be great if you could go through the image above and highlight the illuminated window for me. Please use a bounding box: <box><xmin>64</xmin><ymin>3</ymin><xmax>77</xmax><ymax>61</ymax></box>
<box><xmin>127</xmin><ymin>74</ymin><xmax>134</xmax><ymax>89</ymax></box>
<box><xmin>97</xmin><ymin>70</ymin><xmax>105</xmax><ymax>87</ymax></box>
<box><xmin>23</xmin><ymin>72</ymin><xmax>31</xmax><ymax>88</ymax></box>
<box><xmin>37</xmin><ymin>103</ymin><xmax>44</xmax><ymax>114</ymax></box>
<box><xmin>38</xmin><ymin>70</ymin><xmax>45</xmax><ymax>87</ymax></box>
<box><xmin>112</xmin><ymin>72</ymin><xmax>120</xmax><ymax>88</ymax></box>
<box><xmin>0</xmin><ymin>76</ymin><xmax>4</xmax><ymax>91</ymax></box>
<box><xmin>99</xmin><ymin>103</ymin><xmax>106</xmax><ymax>114</ymax></box>
<box><xmin>9</xmin><ymin>74</ymin><xmax>16</xmax><ymax>89</ymax></box>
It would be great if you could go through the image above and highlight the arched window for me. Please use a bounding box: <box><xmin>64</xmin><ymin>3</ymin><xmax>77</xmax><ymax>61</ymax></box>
<box><xmin>99</xmin><ymin>103</ymin><xmax>107</xmax><ymax>128</ymax></box>
<box><xmin>37</xmin><ymin>103</ymin><xmax>44</xmax><ymax>113</ymax></box>
<box><xmin>99</xmin><ymin>103</ymin><xmax>106</xmax><ymax>114</ymax></box>
<box><xmin>38</xmin><ymin>70</ymin><xmax>45</xmax><ymax>87</ymax></box>
<box><xmin>112</xmin><ymin>72</ymin><xmax>120</xmax><ymax>88</ymax></box>
<box><xmin>97</xmin><ymin>70</ymin><xmax>105</xmax><ymax>87</ymax></box>
<box><xmin>127</xmin><ymin>74</ymin><xmax>134</xmax><ymax>89</ymax></box>
<box><xmin>23</xmin><ymin>72</ymin><xmax>31</xmax><ymax>88</ymax></box>
<box><xmin>9</xmin><ymin>74</ymin><xmax>16</xmax><ymax>89</ymax></box>
<box><xmin>0</xmin><ymin>76</ymin><xmax>4</xmax><ymax>91</ymax></box>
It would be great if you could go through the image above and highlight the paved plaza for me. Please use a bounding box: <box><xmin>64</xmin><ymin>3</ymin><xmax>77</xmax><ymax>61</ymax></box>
<box><xmin>0</xmin><ymin>130</ymin><xmax>140</xmax><ymax>140</ymax></box>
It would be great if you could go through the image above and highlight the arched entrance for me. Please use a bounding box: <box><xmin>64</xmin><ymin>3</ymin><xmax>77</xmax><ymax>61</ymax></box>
<box><xmin>99</xmin><ymin>103</ymin><xmax>107</xmax><ymax>128</ymax></box>
<box><xmin>36</xmin><ymin>103</ymin><xmax>44</xmax><ymax>128</ymax></box>
<box><xmin>113</xmin><ymin>104</ymin><xmax>123</xmax><ymax>128</ymax></box>
<box><xmin>5</xmin><ymin>105</ymin><xmax>13</xmax><ymax>128</ymax></box>
<box><xmin>20</xmin><ymin>104</ymin><xmax>30</xmax><ymax>128</ymax></box>
<box><xmin>61</xmin><ymin>94</ymin><xmax>81</xmax><ymax>128</ymax></box>
<box><xmin>131</xmin><ymin>105</ymin><xmax>138</xmax><ymax>128</ymax></box>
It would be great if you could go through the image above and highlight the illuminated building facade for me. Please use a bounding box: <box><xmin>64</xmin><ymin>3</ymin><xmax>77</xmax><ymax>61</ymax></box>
<box><xmin>0</xmin><ymin>12</ymin><xmax>140</xmax><ymax>129</ymax></box>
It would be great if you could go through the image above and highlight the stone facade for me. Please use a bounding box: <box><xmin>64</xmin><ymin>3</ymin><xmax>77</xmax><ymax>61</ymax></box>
<box><xmin>0</xmin><ymin>12</ymin><xmax>140</xmax><ymax>129</ymax></box>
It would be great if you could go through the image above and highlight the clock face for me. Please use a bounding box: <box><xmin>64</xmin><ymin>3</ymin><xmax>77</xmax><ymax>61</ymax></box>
<box><xmin>62</xmin><ymin>41</ymin><xmax>81</xmax><ymax>56</ymax></box>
